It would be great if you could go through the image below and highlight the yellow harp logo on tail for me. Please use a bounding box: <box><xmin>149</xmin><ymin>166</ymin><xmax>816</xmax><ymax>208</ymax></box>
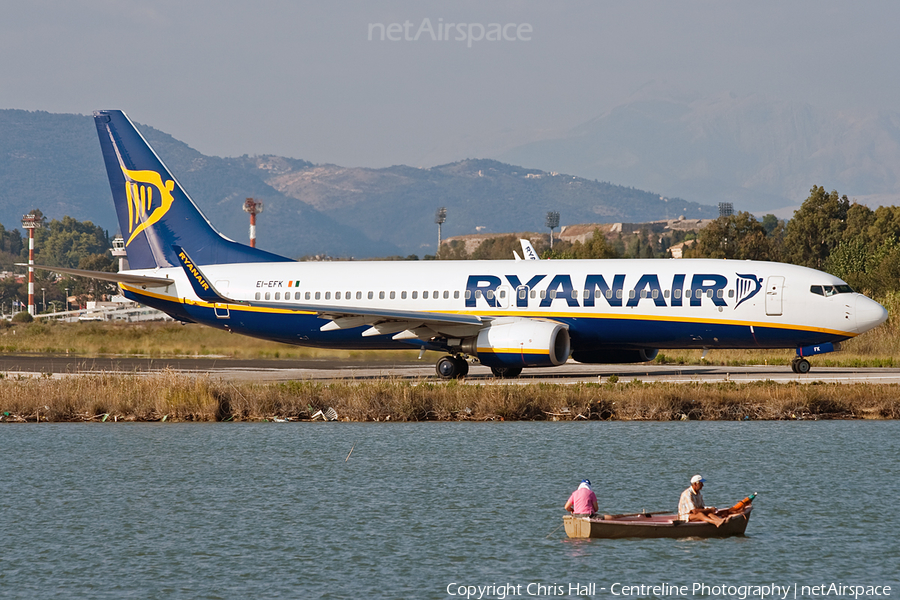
<box><xmin>121</xmin><ymin>167</ymin><xmax>175</xmax><ymax>246</ymax></box>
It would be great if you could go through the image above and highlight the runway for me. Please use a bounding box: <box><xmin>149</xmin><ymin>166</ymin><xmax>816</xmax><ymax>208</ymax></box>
<box><xmin>3</xmin><ymin>354</ymin><xmax>900</xmax><ymax>384</ymax></box>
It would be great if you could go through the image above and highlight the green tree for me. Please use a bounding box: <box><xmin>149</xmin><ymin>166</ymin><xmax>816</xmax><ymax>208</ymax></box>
<box><xmin>689</xmin><ymin>212</ymin><xmax>773</xmax><ymax>260</ymax></box>
<box><xmin>30</xmin><ymin>216</ymin><xmax>110</xmax><ymax>269</ymax></box>
<box><xmin>783</xmin><ymin>186</ymin><xmax>850</xmax><ymax>269</ymax></box>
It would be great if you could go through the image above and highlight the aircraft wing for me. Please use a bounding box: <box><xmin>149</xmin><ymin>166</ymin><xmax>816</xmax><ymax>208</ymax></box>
<box><xmin>171</xmin><ymin>245</ymin><xmax>488</xmax><ymax>341</ymax></box>
<box><xmin>16</xmin><ymin>263</ymin><xmax>174</xmax><ymax>287</ymax></box>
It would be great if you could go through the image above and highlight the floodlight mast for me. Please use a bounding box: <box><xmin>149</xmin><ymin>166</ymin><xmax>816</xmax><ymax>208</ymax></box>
<box><xmin>435</xmin><ymin>207</ymin><xmax>447</xmax><ymax>256</ymax></box>
<box><xmin>546</xmin><ymin>211</ymin><xmax>560</xmax><ymax>250</ymax></box>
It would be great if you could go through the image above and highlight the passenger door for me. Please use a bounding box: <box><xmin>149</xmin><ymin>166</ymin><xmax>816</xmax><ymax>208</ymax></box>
<box><xmin>765</xmin><ymin>276</ymin><xmax>784</xmax><ymax>316</ymax></box>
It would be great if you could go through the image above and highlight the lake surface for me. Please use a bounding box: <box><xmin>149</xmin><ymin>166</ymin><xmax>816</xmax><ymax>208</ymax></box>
<box><xmin>1</xmin><ymin>421</ymin><xmax>897</xmax><ymax>599</ymax></box>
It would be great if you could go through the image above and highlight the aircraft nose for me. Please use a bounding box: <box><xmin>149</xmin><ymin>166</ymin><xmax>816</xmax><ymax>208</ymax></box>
<box><xmin>855</xmin><ymin>295</ymin><xmax>888</xmax><ymax>334</ymax></box>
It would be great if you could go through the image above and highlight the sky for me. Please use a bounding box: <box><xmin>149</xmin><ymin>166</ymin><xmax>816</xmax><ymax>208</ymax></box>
<box><xmin>3</xmin><ymin>0</ymin><xmax>900</xmax><ymax>170</ymax></box>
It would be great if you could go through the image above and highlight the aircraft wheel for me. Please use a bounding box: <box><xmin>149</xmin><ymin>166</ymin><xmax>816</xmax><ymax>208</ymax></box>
<box><xmin>791</xmin><ymin>357</ymin><xmax>811</xmax><ymax>374</ymax></box>
<box><xmin>436</xmin><ymin>355</ymin><xmax>461</xmax><ymax>379</ymax></box>
<box><xmin>793</xmin><ymin>358</ymin><xmax>811</xmax><ymax>374</ymax></box>
<box><xmin>490</xmin><ymin>366</ymin><xmax>523</xmax><ymax>379</ymax></box>
<box><xmin>455</xmin><ymin>356</ymin><xmax>470</xmax><ymax>378</ymax></box>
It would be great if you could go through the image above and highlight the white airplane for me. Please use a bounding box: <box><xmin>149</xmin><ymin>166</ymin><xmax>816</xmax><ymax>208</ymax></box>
<box><xmin>39</xmin><ymin>110</ymin><xmax>889</xmax><ymax>378</ymax></box>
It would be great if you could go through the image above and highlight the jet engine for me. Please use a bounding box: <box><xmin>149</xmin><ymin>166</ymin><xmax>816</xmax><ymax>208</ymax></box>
<box><xmin>453</xmin><ymin>318</ymin><xmax>570</xmax><ymax>368</ymax></box>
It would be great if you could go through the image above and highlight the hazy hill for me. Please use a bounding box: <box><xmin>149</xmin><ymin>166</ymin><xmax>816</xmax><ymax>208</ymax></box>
<box><xmin>0</xmin><ymin>109</ymin><xmax>714</xmax><ymax>258</ymax></box>
<box><xmin>498</xmin><ymin>91</ymin><xmax>900</xmax><ymax>215</ymax></box>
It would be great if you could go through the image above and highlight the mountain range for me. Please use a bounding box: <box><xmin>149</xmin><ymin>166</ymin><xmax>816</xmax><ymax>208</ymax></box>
<box><xmin>0</xmin><ymin>109</ymin><xmax>713</xmax><ymax>258</ymax></box>
<box><xmin>497</xmin><ymin>90</ymin><xmax>900</xmax><ymax>215</ymax></box>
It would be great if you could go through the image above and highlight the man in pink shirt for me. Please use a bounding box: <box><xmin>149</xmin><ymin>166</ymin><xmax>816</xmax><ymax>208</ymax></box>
<box><xmin>564</xmin><ymin>479</ymin><xmax>598</xmax><ymax>516</ymax></box>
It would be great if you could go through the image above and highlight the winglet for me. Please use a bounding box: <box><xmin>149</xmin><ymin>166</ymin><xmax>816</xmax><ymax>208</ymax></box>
<box><xmin>519</xmin><ymin>239</ymin><xmax>540</xmax><ymax>260</ymax></box>
<box><xmin>172</xmin><ymin>245</ymin><xmax>229</xmax><ymax>303</ymax></box>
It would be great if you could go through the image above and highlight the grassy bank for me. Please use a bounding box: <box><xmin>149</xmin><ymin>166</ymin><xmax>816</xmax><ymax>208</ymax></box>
<box><xmin>1</xmin><ymin>375</ymin><xmax>897</xmax><ymax>422</ymax></box>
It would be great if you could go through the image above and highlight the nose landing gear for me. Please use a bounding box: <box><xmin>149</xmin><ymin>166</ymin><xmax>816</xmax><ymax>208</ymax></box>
<box><xmin>790</xmin><ymin>357</ymin><xmax>811</xmax><ymax>374</ymax></box>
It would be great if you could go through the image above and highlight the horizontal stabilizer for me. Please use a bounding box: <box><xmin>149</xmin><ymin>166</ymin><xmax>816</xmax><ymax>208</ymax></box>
<box><xmin>15</xmin><ymin>263</ymin><xmax>173</xmax><ymax>287</ymax></box>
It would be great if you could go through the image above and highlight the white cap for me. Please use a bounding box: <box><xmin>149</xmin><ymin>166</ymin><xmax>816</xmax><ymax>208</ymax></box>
<box><xmin>691</xmin><ymin>475</ymin><xmax>706</xmax><ymax>484</ymax></box>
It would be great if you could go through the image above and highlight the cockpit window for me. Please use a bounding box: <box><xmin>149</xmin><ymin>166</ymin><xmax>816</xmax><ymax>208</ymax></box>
<box><xmin>811</xmin><ymin>284</ymin><xmax>854</xmax><ymax>296</ymax></box>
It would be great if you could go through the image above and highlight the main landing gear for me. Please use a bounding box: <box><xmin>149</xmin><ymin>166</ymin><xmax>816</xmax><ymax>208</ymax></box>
<box><xmin>436</xmin><ymin>355</ymin><xmax>469</xmax><ymax>379</ymax></box>
<box><xmin>490</xmin><ymin>366</ymin><xmax>523</xmax><ymax>379</ymax></box>
<box><xmin>790</xmin><ymin>357</ymin><xmax>811</xmax><ymax>374</ymax></box>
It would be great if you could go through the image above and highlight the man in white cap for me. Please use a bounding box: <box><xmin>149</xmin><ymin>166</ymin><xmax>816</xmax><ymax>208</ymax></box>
<box><xmin>564</xmin><ymin>479</ymin><xmax>599</xmax><ymax>516</ymax></box>
<box><xmin>678</xmin><ymin>475</ymin><xmax>725</xmax><ymax>527</ymax></box>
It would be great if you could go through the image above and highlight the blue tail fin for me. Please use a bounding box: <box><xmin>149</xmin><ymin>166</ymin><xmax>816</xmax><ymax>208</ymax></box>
<box><xmin>93</xmin><ymin>110</ymin><xmax>292</xmax><ymax>269</ymax></box>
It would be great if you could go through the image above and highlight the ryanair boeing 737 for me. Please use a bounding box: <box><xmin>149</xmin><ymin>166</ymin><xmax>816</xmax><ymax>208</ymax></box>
<box><xmin>38</xmin><ymin>111</ymin><xmax>890</xmax><ymax>378</ymax></box>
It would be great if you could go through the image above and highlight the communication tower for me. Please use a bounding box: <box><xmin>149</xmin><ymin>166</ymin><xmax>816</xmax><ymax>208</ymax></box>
<box><xmin>243</xmin><ymin>198</ymin><xmax>264</xmax><ymax>247</ymax></box>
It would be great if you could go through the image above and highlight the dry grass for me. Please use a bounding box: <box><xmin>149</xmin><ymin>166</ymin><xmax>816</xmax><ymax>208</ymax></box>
<box><xmin>0</xmin><ymin>375</ymin><xmax>896</xmax><ymax>423</ymax></box>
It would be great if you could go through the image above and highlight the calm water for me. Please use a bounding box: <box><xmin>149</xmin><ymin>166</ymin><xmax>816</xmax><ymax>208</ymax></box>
<box><xmin>0</xmin><ymin>421</ymin><xmax>897</xmax><ymax>599</ymax></box>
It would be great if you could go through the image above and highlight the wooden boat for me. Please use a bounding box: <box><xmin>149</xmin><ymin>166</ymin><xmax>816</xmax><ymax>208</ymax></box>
<box><xmin>563</xmin><ymin>505</ymin><xmax>752</xmax><ymax>539</ymax></box>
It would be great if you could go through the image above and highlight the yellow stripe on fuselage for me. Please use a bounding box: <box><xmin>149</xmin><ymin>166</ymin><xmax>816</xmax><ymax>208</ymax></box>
<box><xmin>120</xmin><ymin>284</ymin><xmax>857</xmax><ymax>338</ymax></box>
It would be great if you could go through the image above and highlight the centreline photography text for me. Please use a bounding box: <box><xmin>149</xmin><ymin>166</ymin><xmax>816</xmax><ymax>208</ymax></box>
<box><xmin>443</xmin><ymin>581</ymin><xmax>892</xmax><ymax>599</ymax></box>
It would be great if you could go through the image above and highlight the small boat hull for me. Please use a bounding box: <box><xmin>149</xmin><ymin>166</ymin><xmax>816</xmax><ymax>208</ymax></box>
<box><xmin>563</xmin><ymin>505</ymin><xmax>752</xmax><ymax>539</ymax></box>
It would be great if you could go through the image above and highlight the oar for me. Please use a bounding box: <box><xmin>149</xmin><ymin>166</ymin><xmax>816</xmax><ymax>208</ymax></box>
<box><xmin>603</xmin><ymin>510</ymin><xmax>671</xmax><ymax>519</ymax></box>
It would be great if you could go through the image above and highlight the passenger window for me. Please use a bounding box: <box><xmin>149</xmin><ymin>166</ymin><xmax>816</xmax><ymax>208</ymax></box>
<box><xmin>696</xmin><ymin>289</ymin><xmax>703</xmax><ymax>299</ymax></box>
<box><xmin>531</xmin><ymin>290</ymin><xmax>537</xmax><ymax>298</ymax></box>
<box><xmin>368</xmin><ymin>291</ymin><xmax>373</xmax><ymax>300</ymax></box>
<box><xmin>706</xmin><ymin>290</ymin><xmax>713</xmax><ymax>298</ymax></box>
<box><xmin>325</xmin><ymin>292</ymin><xmax>331</xmax><ymax>300</ymax></box>
<box><xmin>629</xmin><ymin>290</ymin><xmax>636</xmax><ymax>299</ymax></box>
<box><xmin>465</xmin><ymin>290</ymin><xmax>471</xmax><ymax>300</ymax></box>
<box><xmin>423</xmin><ymin>291</ymin><xmax>429</xmax><ymax>299</ymax></box>
<box><xmin>433</xmin><ymin>290</ymin><xmax>438</xmax><ymax>299</ymax></box>
<box><xmin>356</xmin><ymin>291</ymin><xmax>362</xmax><ymax>300</ymax></box>
<box><xmin>345</xmin><ymin>291</ymin><xmax>350</xmax><ymax>299</ymax></box>
<box><xmin>315</xmin><ymin>292</ymin><xmax>321</xmax><ymax>300</ymax></box>
<box><xmin>401</xmin><ymin>291</ymin><xmax>407</xmax><ymax>299</ymax></box>
<box><xmin>652</xmin><ymin>289</ymin><xmax>659</xmax><ymax>299</ymax></box>
<box><xmin>390</xmin><ymin>291</ymin><xmax>396</xmax><ymax>299</ymax></box>
<box><xmin>412</xmin><ymin>291</ymin><xmax>418</xmax><ymax>299</ymax></box>
<box><xmin>305</xmin><ymin>292</ymin><xmax>311</xmax><ymax>300</ymax></box>
<box><xmin>518</xmin><ymin>289</ymin><xmax>527</xmax><ymax>299</ymax></box>
<box><xmin>443</xmin><ymin>291</ymin><xmax>449</xmax><ymax>299</ymax></box>
<box><xmin>640</xmin><ymin>290</ymin><xmax>647</xmax><ymax>299</ymax></box>
<box><xmin>605</xmin><ymin>290</ymin><xmax>611</xmax><ymax>299</ymax></box>
<box><xmin>335</xmin><ymin>292</ymin><xmax>341</xmax><ymax>300</ymax></box>
<box><xmin>255</xmin><ymin>292</ymin><xmax>261</xmax><ymax>300</ymax></box>
<box><xmin>674</xmin><ymin>289</ymin><xmax>681</xmax><ymax>299</ymax></box>
<box><xmin>616</xmin><ymin>290</ymin><xmax>623</xmax><ymax>299</ymax></box>
<box><xmin>265</xmin><ymin>292</ymin><xmax>271</xmax><ymax>300</ymax></box>
<box><xmin>549</xmin><ymin>290</ymin><xmax>557</xmax><ymax>299</ymax></box>
<box><xmin>571</xmin><ymin>290</ymin><xmax>577</xmax><ymax>299</ymax></box>
<box><xmin>454</xmin><ymin>291</ymin><xmax>460</xmax><ymax>299</ymax></box>
<box><xmin>275</xmin><ymin>292</ymin><xmax>281</xmax><ymax>300</ymax></box>
<box><xmin>475</xmin><ymin>290</ymin><xmax>482</xmax><ymax>299</ymax></box>
<box><xmin>728</xmin><ymin>289</ymin><xmax>734</xmax><ymax>298</ymax></box>
<box><xmin>717</xmin><ymin>289</ymin><xmax>724</xmax><ymax>298</ymax></box>
<box><xmin>379</xmin><ymin>291</ymin><xmax>385</xmax><ymax>300</ymax></box>
<box><xmin>664</xmin><ymin>290</ymin><xmax>670</xmax><ymax>298</ymax></box>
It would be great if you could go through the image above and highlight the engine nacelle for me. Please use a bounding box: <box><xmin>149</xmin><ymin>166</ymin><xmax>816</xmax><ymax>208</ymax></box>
<box><xmin>571</xmin><ymin>348</ymin><xmax>659</xmax><ymax>364</ymax></box>
<box><xmin>458</xmin><ymin>319</ymin><xmax>570</xmax><ymax>368</ymax></box>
